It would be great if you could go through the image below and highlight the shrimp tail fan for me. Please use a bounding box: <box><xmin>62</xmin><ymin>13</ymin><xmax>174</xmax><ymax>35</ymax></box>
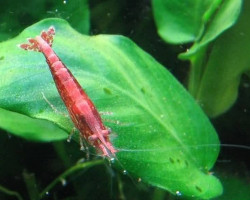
<box><xmin>18</xmin><ymin>26</ymin><xmax>55</xmax><ymax>51</ymax></box>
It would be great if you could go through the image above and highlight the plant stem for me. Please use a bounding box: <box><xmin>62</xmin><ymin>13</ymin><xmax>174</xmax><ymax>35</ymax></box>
<box><xmin>39</xmin><ymin>159</ymin><xmax>104</xmax><ymax>198</ymax></box>
<box><xmin>53</xmin><ymin>141</ymin><xmax>72</xmax><ymax>168</ymax></box>
<box><xmin>23</xmin><ymin>170</ymin><xmax>40</xmax><ymax>200</ymax></box>
<box><xmin>0</xmin><ymin>184</ymin><xmax>23</xmax><ymax>200</ymax></box>
<box><xmin>188</xmin><ymin>45</ymin><xmax>208</xmax><ymax>98</ymax></box>
<box><xmin>152</xmin><ymin>188</ymin><xmax>165</xmax><ymax>200</ymax></box>
<box><xmin>117</xmin><ymin>174</ymin><xmax>126</xmax><ymax>200</ymax></box>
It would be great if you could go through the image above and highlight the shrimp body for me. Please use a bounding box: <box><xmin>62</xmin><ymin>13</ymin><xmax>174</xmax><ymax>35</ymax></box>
<box><xmin>19</xmin><ymin>27</ymin><xmax>116</xmax><ymax>157</ymax></box>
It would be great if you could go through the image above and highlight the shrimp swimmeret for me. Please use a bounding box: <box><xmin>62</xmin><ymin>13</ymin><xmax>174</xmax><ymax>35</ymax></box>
<box><xmin>19</xmin><ymin>26</ymin><xmax>117</xmax><ymax>158</ymax></box>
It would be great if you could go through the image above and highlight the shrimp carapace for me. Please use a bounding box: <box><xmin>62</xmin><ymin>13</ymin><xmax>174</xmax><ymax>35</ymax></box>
<box><xmin>19</xmin><ymin>26</ymin><xmax>117</xmax><ymax>158</ymax></box>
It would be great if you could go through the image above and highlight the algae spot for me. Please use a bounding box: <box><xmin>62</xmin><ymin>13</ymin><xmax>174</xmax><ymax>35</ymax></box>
<box><xmin>38</xmin><ymin>108</ymin><xmax>44</xmax><ymax>114</ymax></box>
<box><xmin>169</xmin><ymin>157</ymin><xmax>174</xmax><ymax>163</ymax></box>
<box><xmin>140</xmin><ymin>87</ymin><xmax>146</xmax><ymax>94</ymax></box>
<box><xmin>195</xmin><ymin>186</ymin><xmax>202</xmax><ymax>192</ymax></box>
<box><xmin>0</xmin><ymin>56</ymin><xmax>4</xmax><ymax>60</ymax></box>
<box><xmin>103</xmin><ymin>87</ymin><xmax>112</xmax><ymax>95</ymax></box>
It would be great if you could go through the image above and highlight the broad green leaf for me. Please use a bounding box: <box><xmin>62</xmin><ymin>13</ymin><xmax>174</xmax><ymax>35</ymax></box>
<box><xmin>0</xmin><ymin>108</ymin><xmax>68</xmax><ymax>141</ymax></box>
<box><xmin>0</xmin><ymin>18</ymin><xmax>222</xmax><ymax>199</ymax></box>
<box><xmin>152</xmin><ymin>0</ymin><xmax>241</xmax><ymax>48</ymax></box>
<box><xmin>182</xmin><ymin>0</ymin><xmax>250</xmax><ymax>117</ymax></box>
<box><xmin>152</xmin><ymin>0</ymin><xmax>221</xmax><ymax>44</ymax></box>
<box><xmin>152</xmin><ymin>0</ymin><xmax>243</xmax><ymax>117</ymax></box>
<box><xmin>180</xmin><ymin>0</ymin><xmax>242</xmax><ymax>58</ymax></box>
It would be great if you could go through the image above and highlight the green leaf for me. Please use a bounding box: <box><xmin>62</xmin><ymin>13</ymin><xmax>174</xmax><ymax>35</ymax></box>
<box><xmin>0</xmin><ymin>108</ymin><xmax>68</xmax><ymax>141</ymax></box>
<box><xmin>215</xmin><ymin>173</ymin><xmax>250</xmax><ymax>200</ymax></box>
<box><xmin>152</xmin><ymin>0</ymin><xmax>221</xmax><ymax>44</ymax></box>
<box><xmin>180</xmin><ymin>0</ymin><xmax>242</xmax><ymax>58</ymax></box>
<box><xmin>182</xmin><ymin>0</ymin><xmax>250</xmax><ymax>117</ymax></box>
<box><xmin>49</xmin><ymin>0</ymin><xmax>90</xmax><ymax>34</ymax></box>
<box><xmin>152</xmin><ymin>0</ymin><xmax>241</xmax><ymax>47</ymax></box>
<box><xmin>0</xmin><ymin>18</ymin><xmax>222</xmax><ymax>199</ymax></box>
<box><xmin>153</xmin><ymin>0</ymin><xmax>243</xmax><ymax>117</ymax></box>
<box><xmin>0</xmin><ymin>0</ymin><xmax>89</xmax><ymax>42</ymax></box>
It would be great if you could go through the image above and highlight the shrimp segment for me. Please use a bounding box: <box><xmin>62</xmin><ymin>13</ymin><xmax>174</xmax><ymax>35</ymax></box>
<box><xmin>19</xmin><ymin>26</ymin><xmax>117</xmax><ymax>157</ymax></box>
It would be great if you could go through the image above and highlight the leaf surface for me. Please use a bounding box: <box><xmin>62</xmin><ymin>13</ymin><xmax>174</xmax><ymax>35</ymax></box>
<box><xmin>0</xmin><ymin>18</ymin><xmax>222</xmax><ymax>199</ymax></box>
<box><xmin>182</xmin><ymin>0</ymin><xmax>249</xmax><ymax>117</ymax></box>
<box><xmin>152</xmin><ymin>0</ymin><xmax>241</xmax><ymax>47</ymax></box>
<box><xmin>152</xmin><ymin>0</ymin><xmax>244</xmax><ymax>117</ymax></box>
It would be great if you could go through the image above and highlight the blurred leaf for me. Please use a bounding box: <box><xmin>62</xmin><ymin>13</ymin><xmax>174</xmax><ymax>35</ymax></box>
<box><xmin>152</xmin><ymin>0</ymin><xmax>219</xmax><ymax>44</ymax></box>
<box><xmin>49</xmin><ymin>0</ymin><xmax>90</xmax><ymax>34</ymax></box>
<box><xmin>183</xmin><ymin>0</ymin><xmax>249</xmax><ymax>117</ymax></box>
<box><xmin>91</xmin><ymin>0</ymin><xmax>125</xmax><ymax>34</ymax></box>
<box><xmin>0</xmin><ymin>18</ymin><xmax>221</xmax><ymax>199</ymax></box>
<box><xmin>215</xmin><ymin>173</ymin><xmax>250</xmax><ymax>200</ymax></box>
<box><xmin>180</xmin><ymin>0</ymin><xmax>242</xmax><ymax>57</ymax></box>
<box><xmin>152</xmin><ymin>0</ymin><xmax>241</xmax><ymax>47</ymax></box>
<box><xmin>152</xmin><ymin>0</ymin><xmax>244</xmax><ymax>117</ymax></box>
<box><xmin>0</xmin><ymin>108</ymin><xmax>68</xmax><ymax>141</ymax></box>
<box><xmin>0</xmin><ymin>0</ymin><xmax>89</xmax><ymax>41</ymax></box>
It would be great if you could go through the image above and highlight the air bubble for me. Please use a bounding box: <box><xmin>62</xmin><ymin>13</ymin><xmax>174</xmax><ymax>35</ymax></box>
<box><xmin>109</xmin><ymin>157</ymin><xmax>115</xmax><ymax>164</ymax></box>
<box><xmin>45</xmin><ymin>191</ymin><xmax>50</xmax><ymax>195</ymax></box>
<box><xmin>122</xmin><ymin>170</ymin><xmax>127</xmax><ymax>175</ymax></box>
<box><xmin>138</xmin><ymin>178</ymin><xmax>142</xmax><ymax>182</ymax></box>
<box><xmin>80</xmin><ymin>146</ymin><xmax>85</xmax><ymax>151</ymax></box>
<box><xmin>61</xmin><ymin>178</ymin><xmax>67</xmax><ymax>186</ymax></box>
<box><xmin>77</xmin><ymin>158</ymin><xmax>85</xmax><ymax>164</ymax></box>
<box><xmin>176</xmin><ymin>191</ymin><xmax>182</xmax><ymax>196</ymax></box>
<box><xmin>208</xmin><ymin>171</ymin><xmax>214</xmax><ymax>175</ymax></box>
<box><xmin>63</xmin><ymin>0</ymin><xmax>67</xmax><ymax>4</ymax></box>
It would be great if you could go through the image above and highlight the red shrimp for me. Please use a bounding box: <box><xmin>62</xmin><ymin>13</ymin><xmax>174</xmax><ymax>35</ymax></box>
<box><xmin>19</xmin><ymin>26</ymin><xmax>117</xmax><ymax>158</ymax></box>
